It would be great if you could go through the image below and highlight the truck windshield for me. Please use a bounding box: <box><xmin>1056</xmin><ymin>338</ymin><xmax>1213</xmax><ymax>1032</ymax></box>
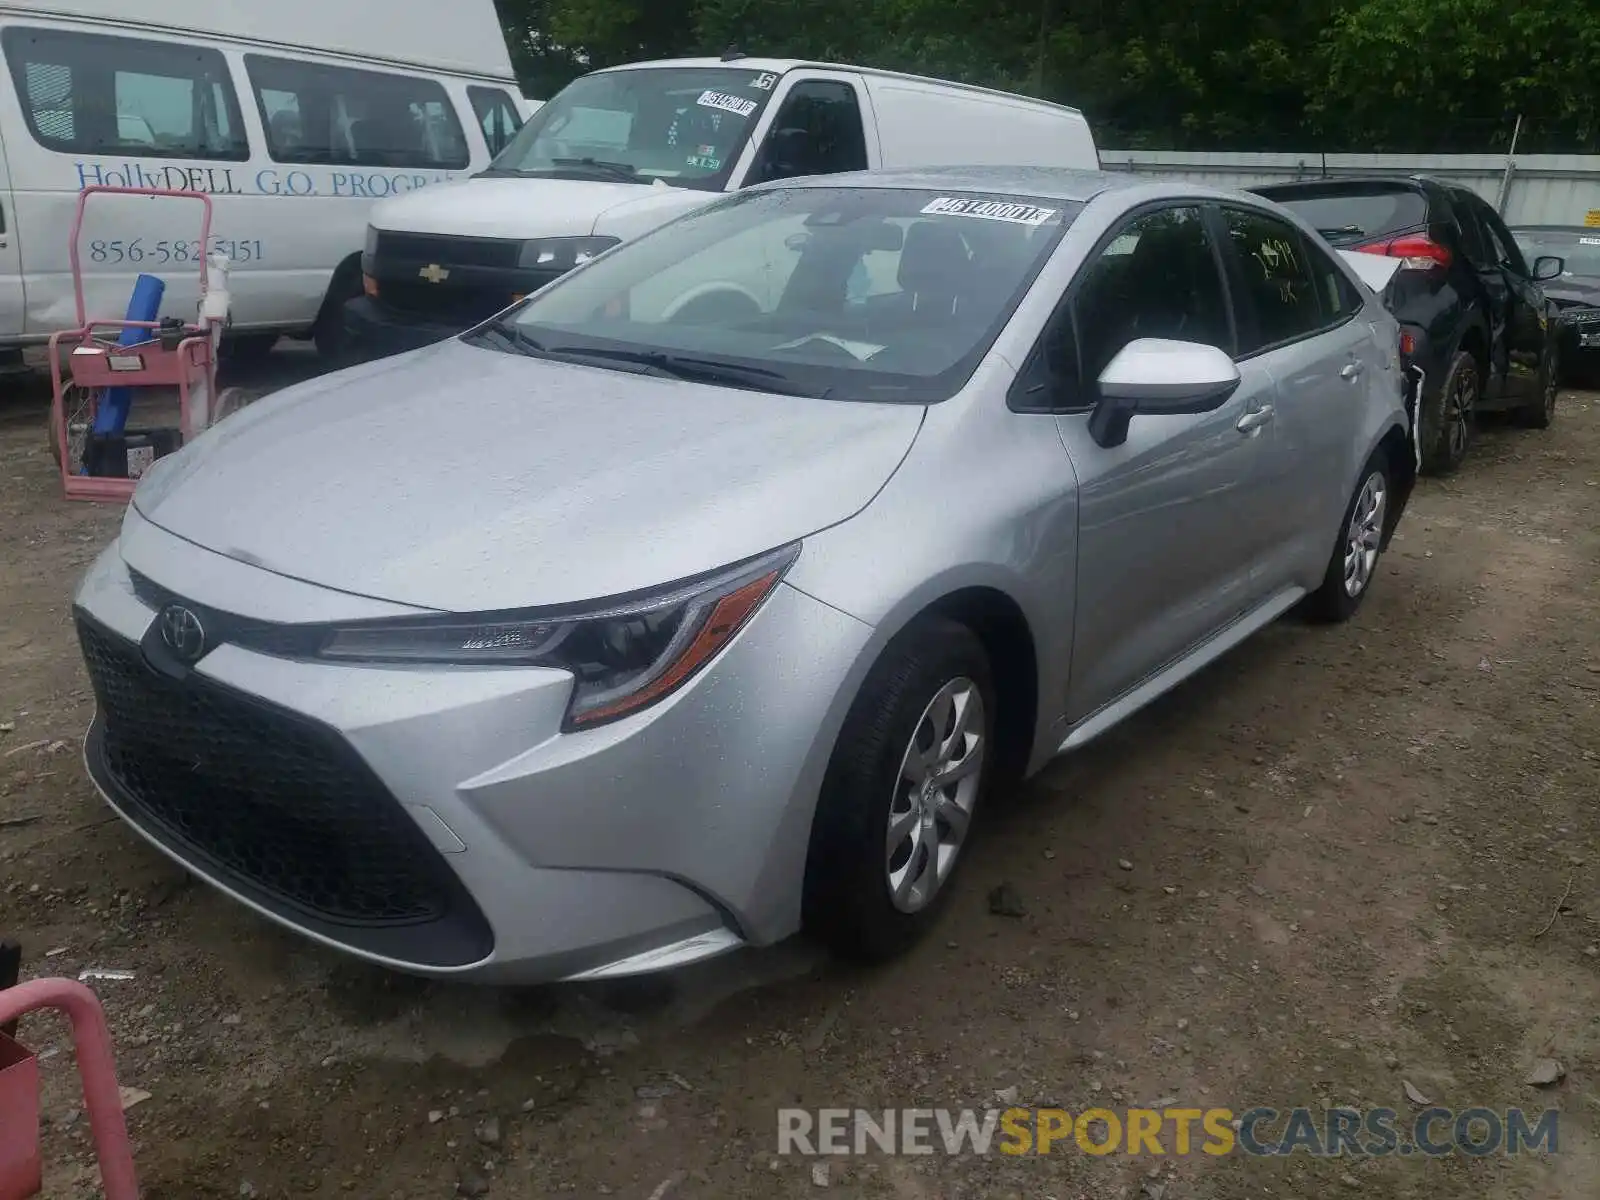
<box><xmin>469</xmin><ymin>185</ymin><xmax>1079</xmax><ymax>403</ymax></box>
<box><xmin>1513</xmin><ymin>231</ymin><xmax>1600</xmax><ymax>279</ymax></box>
<box><xmin>481</xmin><ymin>66</ymin><xmax>777</xmax><ymax>190</ymax></box>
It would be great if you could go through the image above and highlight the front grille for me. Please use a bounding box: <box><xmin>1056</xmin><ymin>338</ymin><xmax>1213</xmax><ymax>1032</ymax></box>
<box><xmin>77</xmin><ymin>616</ymin><xmax>458</xmax><ymax>928</ymax></box>
<box><xmin>375</xmin><ymin>230</ymin><xmax>521</xmax><ymax>269</ymax></box>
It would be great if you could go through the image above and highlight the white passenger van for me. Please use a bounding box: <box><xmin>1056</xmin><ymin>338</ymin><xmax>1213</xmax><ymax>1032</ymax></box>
<box><xmin>0</xmin><ymin>0</ymin><xmax>528</xmax><ymax>362</ymax></box>
<box><xmin>348</xmin><ymin>54</ymin><xmax>1099</xmax><ymax>357</ymax></box>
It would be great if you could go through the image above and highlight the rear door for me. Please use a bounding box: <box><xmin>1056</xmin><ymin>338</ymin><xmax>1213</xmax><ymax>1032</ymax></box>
<box><xmin>1215</xmin><ymin>204</ymin><xmax>1373</xmax><ymax>591</ymax></box>
<box><xmin>1450</xmin><ymin>190</ymin><xmax>1527</xmax><ymax>402</ymax></box>
<box><xmin>0</xmin><ymin>116</ymin><xmax>22</xmax><ymax>339</ymax></box>
<box><xmin>1475</xmin><ymin>199</ymin><xmax>1547</xmax><ymax>401</ymax></box>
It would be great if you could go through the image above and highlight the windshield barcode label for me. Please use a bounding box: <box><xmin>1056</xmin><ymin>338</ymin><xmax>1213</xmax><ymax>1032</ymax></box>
<box><xmin>921</xmin><ymin>197</ymin><xmax>1060</xmax><ymax>226</ymax></box>
<box><xmin>697</xmin><ymin>90</ymin><xmax>758</xmax><ymax>118</ymax></box>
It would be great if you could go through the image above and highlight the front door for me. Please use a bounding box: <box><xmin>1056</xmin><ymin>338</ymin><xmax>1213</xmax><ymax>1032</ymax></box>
<box><xmin>1048</xmin><ymin>203</ymin><xmax>1275</xmax><ymax>723</ymax></box>
<box><xmin>0</xmin><ymin>119</ymin><xmax>23</xmax><ymax>341</ymax></box>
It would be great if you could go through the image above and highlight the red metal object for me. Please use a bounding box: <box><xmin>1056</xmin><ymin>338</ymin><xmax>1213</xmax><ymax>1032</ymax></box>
<box><xmin>50</xmin><ymin>186</ymin><xmax>221</xmax><ymax>504</ymax></box>
<box><xmin>0</xmin><ymin>979</ymin><xmax>138</xmax><ymax>1200</ymax></box>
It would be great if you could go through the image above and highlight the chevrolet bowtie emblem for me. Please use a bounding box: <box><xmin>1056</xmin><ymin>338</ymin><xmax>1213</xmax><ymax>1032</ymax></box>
<box><xmin>418</xmin><ymin>263</ymin><xmax>450</xmax><ymax>283</ymax></box>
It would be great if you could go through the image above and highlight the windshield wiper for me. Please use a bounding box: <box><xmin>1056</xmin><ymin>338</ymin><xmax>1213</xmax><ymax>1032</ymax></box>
<box><xmin>550</xmin><ymin>157</ymin><xmax>639</xmax><ymax>182</ymax></box>
<box><xmin>544</xmin><ymin>345</ymin><xmax>826</xmax><ymax>396</ymax></box>
<box><xmin>1318</xmin><ymin>225</ymin><xmax>1366</xmax><ymax>239</ymax></box>
<box><xmin>461</xmin><ymin>320</ymin><xmax>549</xmax><ymax>357</ymax></box>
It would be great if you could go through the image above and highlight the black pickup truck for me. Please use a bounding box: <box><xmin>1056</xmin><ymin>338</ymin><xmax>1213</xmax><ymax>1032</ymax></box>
<box><xmin>1252</xmin><ymin>177</ymin><xmax>1565</xmax><ymax>474</ymax></box>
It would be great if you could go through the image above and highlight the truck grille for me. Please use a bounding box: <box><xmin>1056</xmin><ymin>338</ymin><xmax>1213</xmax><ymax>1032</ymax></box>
<box><xmin>76</xmin><ymin>615</ymin><xmax>472</xmax><ymax>933</ymax></box>
<box><xmin>374</xmin><ymin>231</ymin><xmax>521</xmax><ymax>269</ymax></box>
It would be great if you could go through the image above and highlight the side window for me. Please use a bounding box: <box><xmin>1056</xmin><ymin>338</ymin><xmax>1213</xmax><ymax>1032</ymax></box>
<box><xmin>1222</xmin><ymin>208</ymin><xmax>1325</xmax><ymax>353</ymax></box>
<box><xmin>1303</xmin><ymin>238</ymin><xmax>1364</xmax><ymax>323</ymax></box>
<box><xmin>754</xmin><ymin>80</ymin><xmax>867</xmax><ymax>184</ymax></box>
<box><xmin>1</xmin><ymin>26</ymin><xmax>247</xmax><ymax>160</ymax></box>
<box><xmin>1012</xmin><ymin>206</ymin><xmax>1230</xmax><ymax>410</ymax></box>
<box><xmin>468</xmin><ymin>85</ymin><xmax>523</xmax><ymax>156</ymax></box>
<box><xmin>1480</xmin><ymin>206</ymin><xmax>1529</xmax><ymax>275</ymax></box>
<box><xmin>245</xmin><ymin>54</ymin><xmax>468</xmax><ymax>169</ymax></box>
<box><xmin>1448</xmin><ymin>195</ymin><xmax>1492</xmax><ymax>270</ymax></box>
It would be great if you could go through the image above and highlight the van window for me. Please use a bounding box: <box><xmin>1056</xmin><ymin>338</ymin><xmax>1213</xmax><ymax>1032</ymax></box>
<box><xmin>468</xmin><ymin>85</ymin><xmax>523</xmax><ymax>156</ymax></box>
<box><xmin>244</xmin><ymin>55</ymin><xmax>468</xmax><ymax>170</ymax></box>
<box><xmin>1</xmin><ymin>26</ymin><xmax>247</xmax><ymax>160</ymax></box>
<box><xmin>486</xmin><ymin>67</ymin><xmax>776</xmax><ymax>192</ymax></box>
<box><xmin>751</xmin><ymin>80</ymin><xmax>869</xmax><ymax>184</ymax></box>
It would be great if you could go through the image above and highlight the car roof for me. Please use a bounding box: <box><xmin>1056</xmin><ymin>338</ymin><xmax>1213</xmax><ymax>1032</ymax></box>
<box><xmin>772</xmin><ymin>165</ymin><xmax>1159</xmax><ymax>205</ymax></box>
<box><xmin>1509</xmin><ymin>224</ymin><xmax>1596</xmax><ymax>234</ymax></box>
<box><xmin>590</xmin><ymin>57</ymin><xmax>1086</xmax><ymax>116</ymax></box>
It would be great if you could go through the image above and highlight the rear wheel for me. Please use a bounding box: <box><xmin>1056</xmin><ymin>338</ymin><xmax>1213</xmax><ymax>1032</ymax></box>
<box><xmin>1306</xmin><ymin>448</ymin><xmax>1391</xmax><ymax>624</ymax></box>
<box><xmin>1516</xmin><ymin>345</ymin><xmax>1559</xmax><ymax>429</ymax></box>
<box><xmin>1420</xmin><ymin>350</ymin><xmax>1477</xmax><ymax>475</ymax></box>
<box><xmin>803</xmin><ymin>618</ymin><xmax>994</xmax><ymax>963</ymax></box>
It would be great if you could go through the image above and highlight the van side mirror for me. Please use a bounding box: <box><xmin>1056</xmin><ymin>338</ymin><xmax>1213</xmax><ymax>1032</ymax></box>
<box><xmin>1533</xmin><ymin>255</ymin><xmax>1565</xmax><ymax>281</ymax></box>
<box><xmin>1087</xmin><ymin>339</ymin><xmax>1242</xmax><ymax>449</ymax></box>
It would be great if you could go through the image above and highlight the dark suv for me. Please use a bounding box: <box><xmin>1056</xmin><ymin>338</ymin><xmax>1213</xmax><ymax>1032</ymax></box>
<box><xmin>1252</xmin><ymin>177</ymin><xmax>1565</xmax><ymax>474</ymax></box>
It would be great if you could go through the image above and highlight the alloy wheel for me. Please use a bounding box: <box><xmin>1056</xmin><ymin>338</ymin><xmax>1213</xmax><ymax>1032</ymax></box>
<box><xmin>885</xmin><ymin>677</ymin><xmax>985</xmax><ymax>914</ymax></box>
<box><xmin>1343</xmin><ymin>471</ymin><xmax>1388</xmax><ymax>599</ymax></box>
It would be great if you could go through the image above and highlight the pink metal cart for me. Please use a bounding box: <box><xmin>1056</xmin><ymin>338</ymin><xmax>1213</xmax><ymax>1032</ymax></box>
<box><xmin>48</xmin><ymin>185</ymin><xmax>223</xmax><ymax>503</ymax></box>
<box><xmin>0</xmin><ymin>978</ymin><xmax>139</xmax><ymax>1200</ymax></box>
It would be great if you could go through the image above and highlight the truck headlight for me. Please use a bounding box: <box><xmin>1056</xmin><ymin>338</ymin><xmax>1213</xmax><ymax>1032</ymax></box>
<box><xmin>517</xmin><ymin>236</ymin><xmax>620</xmax><ymax>271</ymax></box>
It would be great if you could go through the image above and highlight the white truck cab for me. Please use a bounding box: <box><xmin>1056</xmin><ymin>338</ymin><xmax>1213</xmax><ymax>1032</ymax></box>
<box><xmin>346</xmin><ymin>53</ymin><xmax>1098</xmax><ymax>357</ymax></box>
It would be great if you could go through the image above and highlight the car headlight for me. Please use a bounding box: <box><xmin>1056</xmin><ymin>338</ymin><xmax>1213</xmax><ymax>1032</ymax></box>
<box><xmin>517</xmin><ymin>236</ymin><xmax>619</xmax><ymax>271</ymax></box>
<box><xmin>317</xmin><ymin>544</ymin><xmax>799</xmax><ymax>730</ymax></box>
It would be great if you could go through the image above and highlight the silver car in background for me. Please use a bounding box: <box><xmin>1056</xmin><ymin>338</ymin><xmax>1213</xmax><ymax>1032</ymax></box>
<box><xmin>72</xmin><ymin>167</ymin><xmax>1415</xmax><ymax>982</ymax></box>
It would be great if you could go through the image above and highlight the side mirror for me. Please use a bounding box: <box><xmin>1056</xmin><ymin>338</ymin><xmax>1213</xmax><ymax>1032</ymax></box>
<box><xmin>1533</xmin><ymin>255</ymin><xmax>1565</xmax><ymax>281</ymax></box>
<box><xmin>1087</xmin><ymin>338</ymin><xmax>1242</xmax><ymax>449</ymax></box>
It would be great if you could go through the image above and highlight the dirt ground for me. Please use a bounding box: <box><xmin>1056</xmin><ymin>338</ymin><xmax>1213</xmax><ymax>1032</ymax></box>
<box><xmin>1</xmin><ymin>356</ymin><xmax>1596</xmax><ymax>1200</ymax></box>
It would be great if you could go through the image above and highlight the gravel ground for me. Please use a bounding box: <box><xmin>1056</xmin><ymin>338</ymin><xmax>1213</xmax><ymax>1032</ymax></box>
<box><xmin>1</xmin><ymin>353</ymin><xmax>1595</xmax><ymax>1199</ymax></box>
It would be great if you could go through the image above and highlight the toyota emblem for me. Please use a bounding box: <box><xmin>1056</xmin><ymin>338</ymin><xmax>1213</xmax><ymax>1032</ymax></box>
<box><xmin>159</xmin><ymin>604</ymin><xmax>207</xmax><ymax>662</ymax></box>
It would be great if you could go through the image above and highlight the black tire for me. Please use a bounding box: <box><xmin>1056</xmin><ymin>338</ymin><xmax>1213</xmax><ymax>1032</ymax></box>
<box><xmin>803</xmin><ymin>617</ymin><xmax>996</xmax><ymax>963</ymax></box>
<box><xmin>1306</xmin><ymin>447</ymin><xmax>1392</xmax><ymax>624</ymax></box>
<box><xmin>1516</xmin><ymin>344</ymin><xmax>1559</xmax><ymax>429</ymax></box>
<box><xmin>1419</xmin><ymin>350</ymin><xmax>1477</xmax><ymax>476</ymax></box>
<box><xmin>313</xmin><ymin>261</ymin><xmax>364</xmax><ymax>363</ymax></box>
<box><xmin>221</xmin><ymin>332</ymin><xmax>278</xmax><ymax>363</ymax></box>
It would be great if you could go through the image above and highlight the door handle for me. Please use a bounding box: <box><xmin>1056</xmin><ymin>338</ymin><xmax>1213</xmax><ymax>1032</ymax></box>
<box><xmin>1341</xmin><ymin>362</ymin><xmax>1364</xmax><ymax>380</ymax></box>
<box><xmin>1237</xmin><ymin>404</ymin><xmax>1274</xmax><ymax>435</ymax></box>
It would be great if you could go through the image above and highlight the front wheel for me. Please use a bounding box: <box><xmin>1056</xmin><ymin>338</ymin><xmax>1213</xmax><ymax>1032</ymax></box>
<box><xmin>1306</xmin><ymin>450</ymin><xmax>1391</xmax><ymax>623</ymax></box>
<box><xmin>803</xmin><ymin>618</ymin><xmax>995</xmax><ymax>963</ymax></box>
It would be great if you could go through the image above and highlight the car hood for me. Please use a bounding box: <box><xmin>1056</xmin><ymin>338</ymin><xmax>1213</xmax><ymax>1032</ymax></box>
<box><xmin>132</xmin><ymin>340</ymin><xmax>924</xmax><ymax>612</ymax></box>
<box><xmin>370</xmin><ymin>176</ymin><xmax>711</xmax><ymax>240</ymax></box>
<box><xmin>1544</xmin><ymin>277</ymin><xmax>1600</xmax><ymax>309</ymax></box>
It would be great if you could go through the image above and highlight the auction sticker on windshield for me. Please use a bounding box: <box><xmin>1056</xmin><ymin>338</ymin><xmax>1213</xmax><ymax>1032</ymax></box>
<box><xmin>698</xmin><ymin>90</ymin><xmax>759</xmax><ymax>118</ymax></box>
<box><xmin>921</xmin><ymin>197</ymin><xmax>1061</xmax><ymax>226</ymax></box>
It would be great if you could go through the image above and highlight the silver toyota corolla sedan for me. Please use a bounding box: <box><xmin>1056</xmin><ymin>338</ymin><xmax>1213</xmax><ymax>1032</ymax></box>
<box><xmin>73</xmin><ymin>167</ymin><xmax>1415</xmax><ymax>983</ymax></box>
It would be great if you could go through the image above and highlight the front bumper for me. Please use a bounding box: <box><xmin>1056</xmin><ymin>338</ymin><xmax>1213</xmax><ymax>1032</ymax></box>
<box><xmin>342</xmin><ymin>296</ymin><xmax>464</xmax><ymax>361</ymax></box>
<box><xmin>72</xmin><ymin>519</ymin><xmax>873</xmax><ymax>983</ymax></box>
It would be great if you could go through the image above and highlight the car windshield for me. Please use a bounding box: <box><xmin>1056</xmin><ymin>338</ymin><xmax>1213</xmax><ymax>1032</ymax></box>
<box><xmin>480</xmin><ymin>66</ymin><xmax>778</xmax><ymax>190</ymax></box>
<box><xmin>473</xmin><ymin>185</ymin><xmax>1079</xmax><ymax>403</ymax></box>
<box><xmin>1512</xmin><ymin>230</ymin><xmax>1600</xmax><ymax>279</ymax></box>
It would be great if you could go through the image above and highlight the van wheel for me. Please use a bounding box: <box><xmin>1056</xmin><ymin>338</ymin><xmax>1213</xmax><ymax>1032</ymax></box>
<box><xmin>1420</xmin><ymin>350</ymin><xmax>1476</xmax><ymax>475</ymax></box>
<box><xmin>803</xmin><ymin>618</ymin><xmax>995</xmax><ymax>964</ymax></box>
<box><xmin>1306</xmin><ymin>448</ymin><xmax>1391</xmax><ymax>623</ymax></box>
<box><xmin>221</xmin><ymin>333</ymin><xmax>278</xmax><ymax>363</ymax></box>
